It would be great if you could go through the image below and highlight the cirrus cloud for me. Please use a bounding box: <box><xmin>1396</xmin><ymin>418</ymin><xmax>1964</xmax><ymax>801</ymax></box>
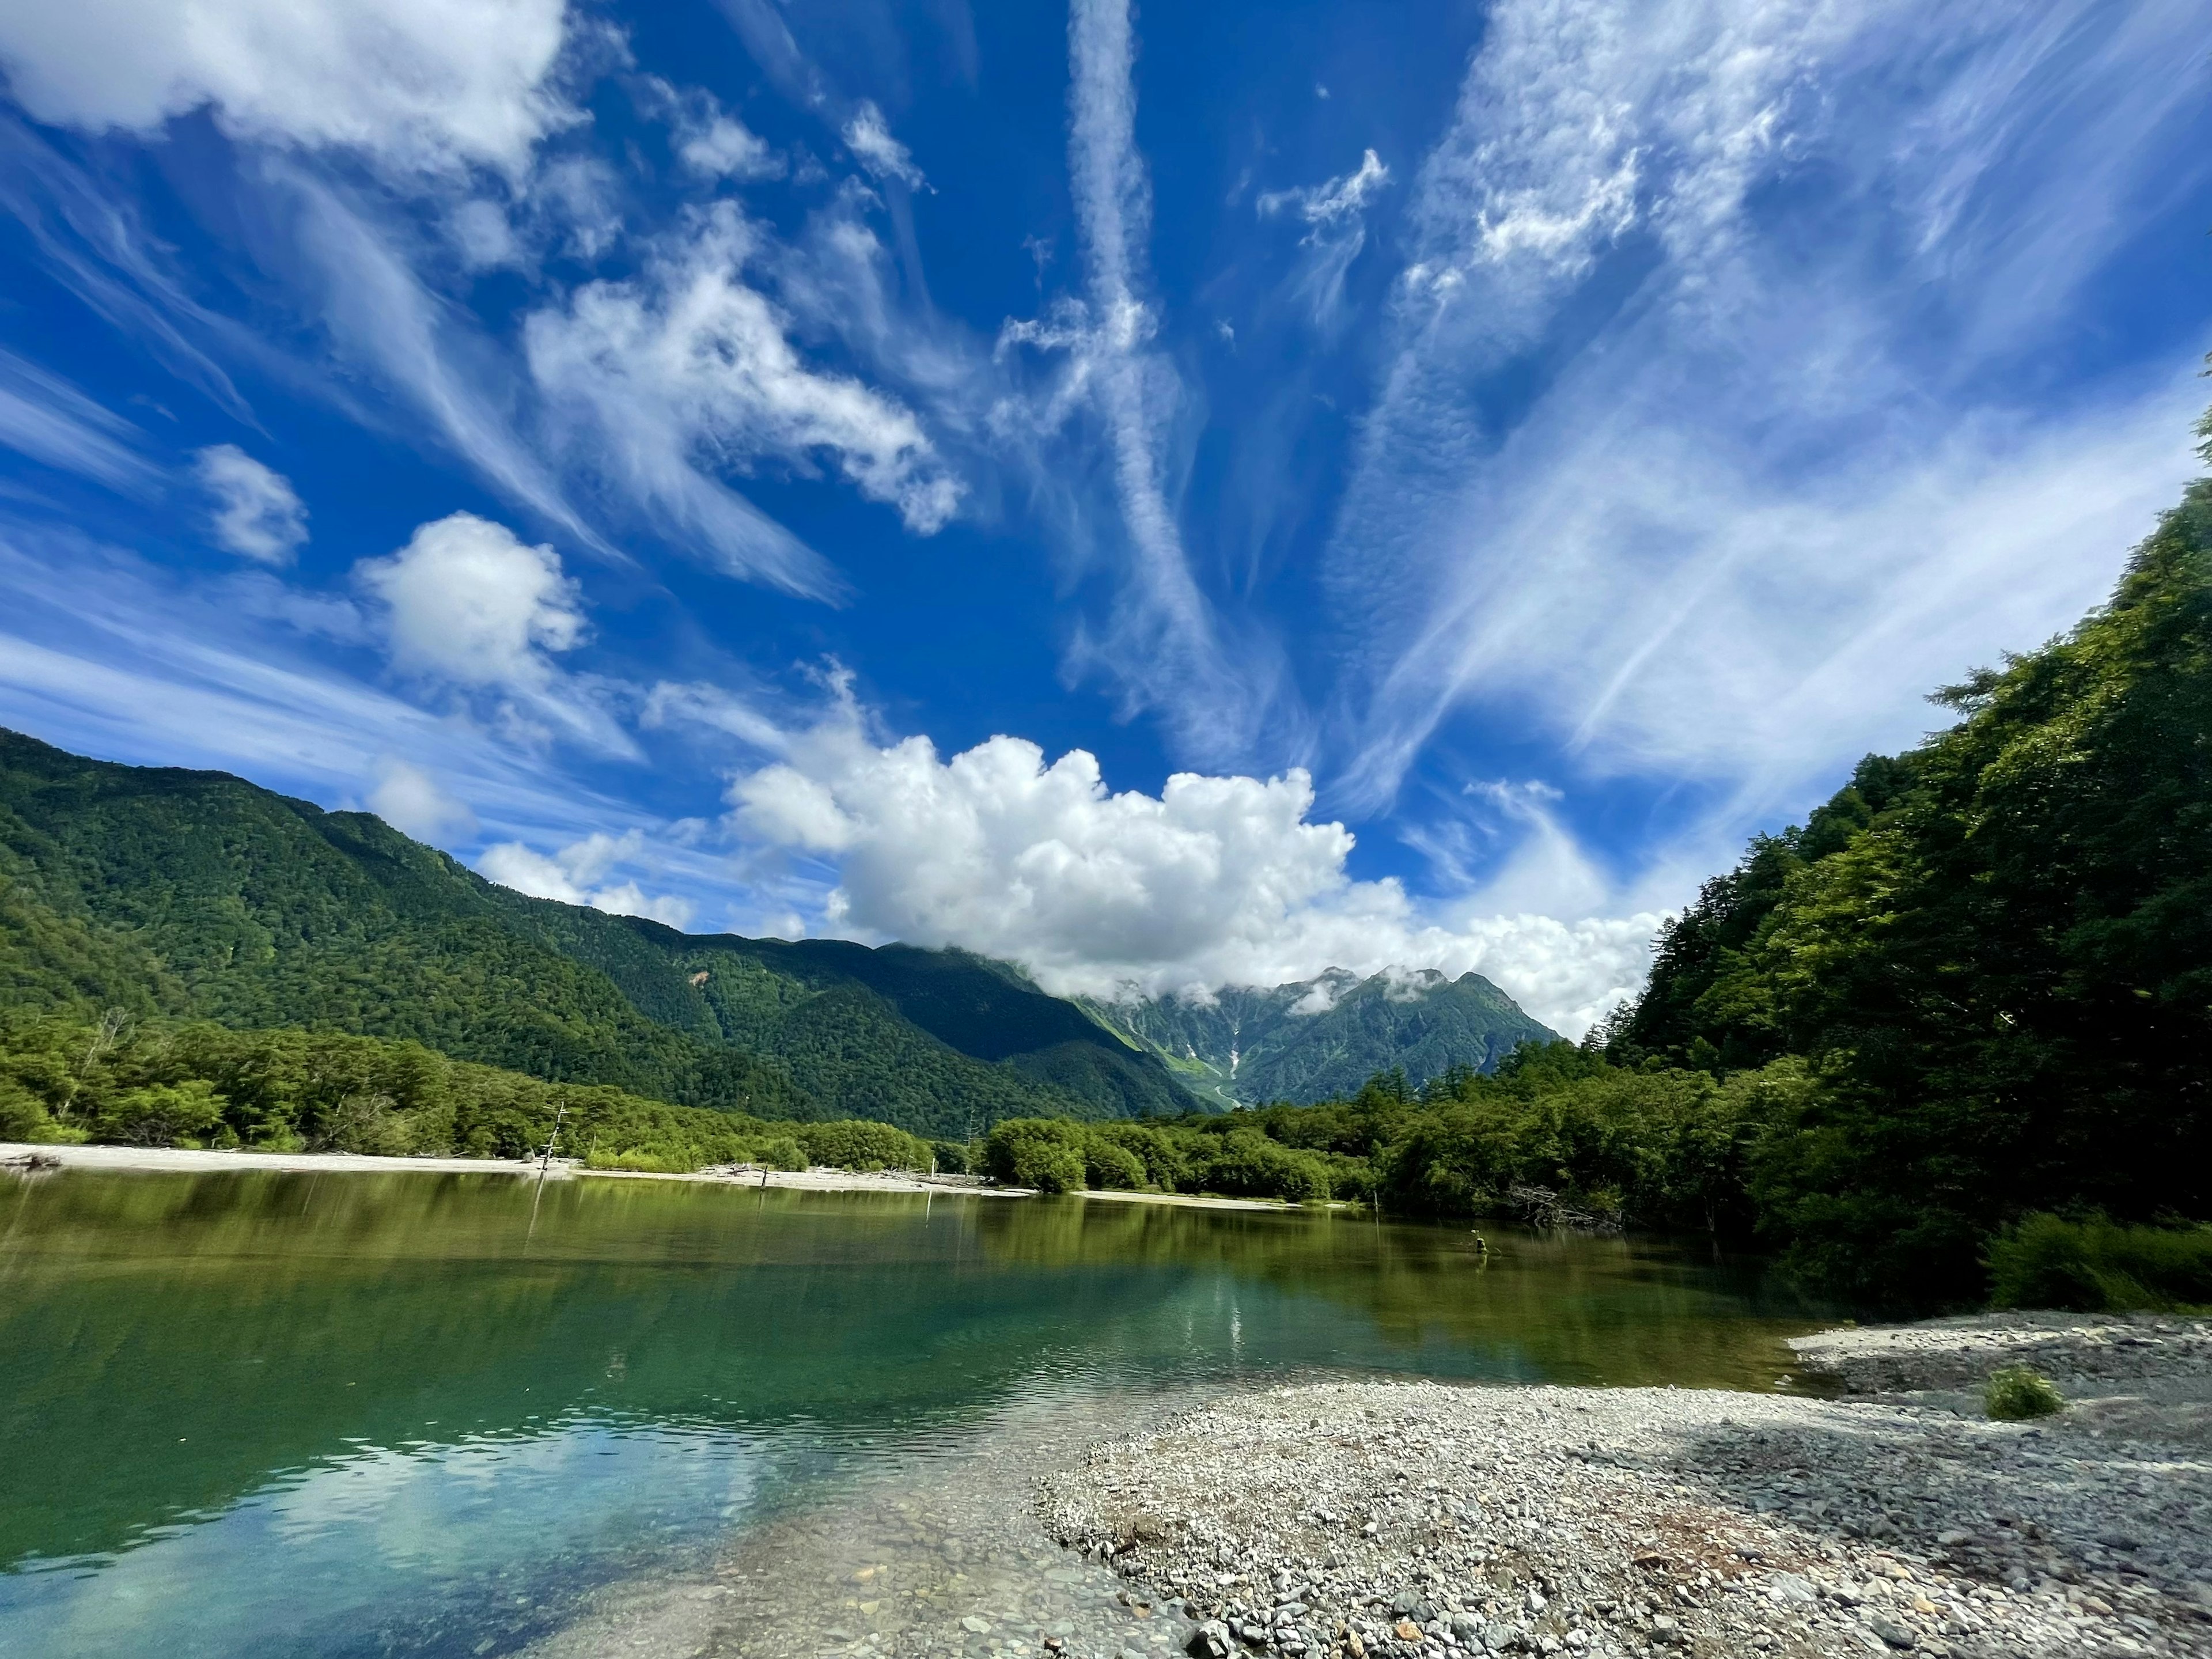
<box><xmin>524</xmin><ymin>202</ymin><xmax>963</xmax><ymax>594</ymax></box>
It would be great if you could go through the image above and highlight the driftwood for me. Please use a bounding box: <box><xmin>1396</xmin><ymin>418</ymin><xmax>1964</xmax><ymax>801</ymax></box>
<box><xmin>1505</xmin><ymin>1183</ymin><xmax>1623</xmax><ymax>1234</ymax></box>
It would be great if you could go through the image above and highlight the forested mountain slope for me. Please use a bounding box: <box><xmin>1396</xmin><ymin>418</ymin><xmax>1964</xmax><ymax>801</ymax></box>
<box><xmin>1089</xmin><ymin>968</ymin><xmax>1555</xmax><ymax>1105</ymax></box>
<box><xmin>0</xmin><ymin>732</ymin><xmax>1199</xmax><ymax>1137</ymax></box>
<box><xmin>1602</xmin><ymin>453</ymin><xmax>2212</xmax><ymax>1301</ymax></box>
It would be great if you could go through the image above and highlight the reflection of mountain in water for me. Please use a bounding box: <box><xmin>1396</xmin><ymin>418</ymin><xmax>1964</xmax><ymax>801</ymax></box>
<box><xmin>1085</xmin><ymin>968</ymin><xmax>1558</xmax><ymax>1106</ymax></box>
<box><xmin>0</xmin><ymin>1171</ymin><xmax>1813</xmax><ymax>1574</ymax></box>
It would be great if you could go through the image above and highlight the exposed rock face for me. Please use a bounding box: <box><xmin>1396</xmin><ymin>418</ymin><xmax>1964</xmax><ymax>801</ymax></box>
<box><xmin>1090</xmin><ymin>970</ymin><xmax>1557</xmax><ymax>1107</ymax></box>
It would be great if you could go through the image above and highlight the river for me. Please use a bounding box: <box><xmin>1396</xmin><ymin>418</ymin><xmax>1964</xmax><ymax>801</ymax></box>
<box><xmin>0</xmin><ymin>1169</ymin><xmax>1825</xmax><ymax>1658</ymax></box>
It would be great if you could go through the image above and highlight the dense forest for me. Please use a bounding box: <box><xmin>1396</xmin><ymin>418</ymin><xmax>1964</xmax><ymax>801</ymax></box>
<box><xmin>1599</xmin><ymin>432</ymin><xmax>2212</xmax><ymax>1303</ymax></box>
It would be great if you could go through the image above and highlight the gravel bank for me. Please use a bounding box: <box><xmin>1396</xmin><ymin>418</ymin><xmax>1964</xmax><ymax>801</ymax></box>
<box><xmin>1040</xmin><ymin>1371</ymin><xmax>2212</xmax><ymax>1659</ymax></box>
<box><xmin>1789</xmin><ymin>1316</ymin><xmax>2212</xmax><ymax>1448</ymax></box>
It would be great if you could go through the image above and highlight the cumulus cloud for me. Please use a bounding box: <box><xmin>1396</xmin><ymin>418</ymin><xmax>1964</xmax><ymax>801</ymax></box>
<box><xmin>479</xmin><ymin>830</ymin><xmax>698</xmax><ymax>929</ymax></box>
<box><xmin>525</xmin><ymin>201</ymin><xmax>962</xmax><ymax>592</ymax></box>
<box><xmin>840</xmin><ymin>102</ymin><xmax>925</xmax><ymax>190</ymax></box>
<box><xmin>193</xmin><ymin>444</ymin><xmax>306</xmax><ymax>563</ymax></box>
<box><xmin>366</xmin><ymin>757</ymin><xmax>476</xmax><ymax>841</ymax></box>
<box><xmin>0</xmin><ymin>0</ymin><xmax>575</xmax><ymax>174</ymax></box>
<box><xmin>726</xmin><ymin>706</ymin><xmax>1655</xmax><ymax>1035</ymax></box>
<box><xmin>356</xmin><ymin>512</ymin><xmax>584</xmax><ymax>690</ymax></box>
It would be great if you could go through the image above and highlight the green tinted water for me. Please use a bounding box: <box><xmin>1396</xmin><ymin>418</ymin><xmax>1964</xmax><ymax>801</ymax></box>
<box><xmin>0</xmin><ymin>1171</ymin><xmax>1823</xmax><ymax>1658</ymax></box>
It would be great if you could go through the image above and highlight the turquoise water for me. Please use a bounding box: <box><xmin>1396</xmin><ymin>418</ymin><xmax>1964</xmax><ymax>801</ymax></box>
<box><xmin>0</xmin><ymin>1170</ymin><xmax>1823</xmax><ymax>1658</ymax></box>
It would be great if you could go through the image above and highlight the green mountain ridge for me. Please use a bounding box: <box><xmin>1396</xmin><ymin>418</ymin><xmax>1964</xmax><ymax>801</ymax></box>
<box><xmin>1086</xmin><ymin>967</ymin><xmax>1556</xmax><ymax>1105</ymax></box>
<box><xmin>0</xmin><ymin>730</ymin><xmax>1200</xmax><ymax>1138</ymax></box>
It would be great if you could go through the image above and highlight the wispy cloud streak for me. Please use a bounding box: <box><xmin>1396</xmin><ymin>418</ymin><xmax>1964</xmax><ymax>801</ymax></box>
<box><xmin>1325</xmin><ymin>0</ymin><xmax>2212</xmax><ymax>828</ymax></box>
<box><xmin>995</xmin><ymin>0</ymin><xmax>1296</xmax><ymax>765</ymax></box>
<box><xmin>0</xmin><ymin>349</ymin><xmax>158</xmax><ymax>493</ymax></box>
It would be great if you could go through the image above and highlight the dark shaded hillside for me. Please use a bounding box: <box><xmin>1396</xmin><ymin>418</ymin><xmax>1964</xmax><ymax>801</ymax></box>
<box><xmin>0</xmin><ymin>732</ymin><xmax>1201</xmax><ymax>1136</ymax></box>
<box><xmin>1094</xmin><ymin>967</ymin><xmax>1556</xmax><ymax>1105</ymax></box>
<box><xmin>665</xmin><ymin>937</ymin><xmax>1190</xmax><ymax>1120</ymax></box>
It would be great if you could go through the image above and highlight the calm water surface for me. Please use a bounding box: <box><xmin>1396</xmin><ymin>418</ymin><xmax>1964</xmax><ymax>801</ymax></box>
<box><xmin>0</xmin><ymin>1170</ymin><xmax>1825</xmax><ymax>1658</ymax></box>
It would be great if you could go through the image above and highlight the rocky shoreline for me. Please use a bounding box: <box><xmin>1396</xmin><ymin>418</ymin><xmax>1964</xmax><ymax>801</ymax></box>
<box><xmin>1040</xmin><ymin>1319</ymin><xmax>2212</xmax><ymax>1659</ymax></box>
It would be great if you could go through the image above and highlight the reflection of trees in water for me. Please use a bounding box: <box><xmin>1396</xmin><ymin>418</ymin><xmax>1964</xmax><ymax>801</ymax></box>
<box><xmin>969</xmin><ymin>1197</ymin><xmax>1821</xmax><ymax>1391</ymax></box>
<box><xmin>0</xmin><ymin>1173</ymin><xmax>1819</xmax><ymax>1574</ymax></box>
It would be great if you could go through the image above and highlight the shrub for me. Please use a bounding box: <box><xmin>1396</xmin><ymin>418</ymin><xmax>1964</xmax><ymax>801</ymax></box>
<box><xmin>1090</xmin><ymin>1122</ymin><xmax>1191</xmax><ymax>1190</ymax></box>
<box><xmin>1194</xmin><ymin>1130</ymin><xmax>1331</xmax><ymax>1203</ymax></box>
<box><xmin>984</xmin><ymin>1118</ymin><xmax>1088</xmax><ymax>1194</ymax></box>
<box><xmin>0</xmin><ymin>1078</ymin><xmax>52</xmax><ymax>1141</ymax></box>
<box><xmin>751</xmin><ymin>1137</ymin><xmax>808</xmax><ymax>1172</ymax></box>
<box><xmin>1082</xmin><ymin>1137</ymin><xmax>1149</xmax><ymax>1190</ymax></box>
<box><xmin>796</xmin><ymin>1119</ymin><xmax>930</xmax><ymax>1172</ymax></box>
<box><xmin>308</xmin><ymin>1090</ymin><xmax>416</xmax><ymax>1156</ymax></box>
<box><xmin>929</xmin><ymin>1138</ymin><xmax>972</xmax><ymax>1175</ymax></box>
<box><xmin>96</xmin><ymin>1081</ymin><xmax>228</xmax><ymax>1147</ymax></box>
<box><xmin>1987</xmin><ymin>1213</ymin><xmax>2212</xmax><ymax>1312</ymax></box>
<box><xmin>1984</xmin><ymin>1365</ymin><xmax>2065</xmax><ymax>1421</ymax></box>
<box><xmin>587</xmin><ymin>1147</ymin><xmax>698</xmax><ymax>1173</ymax></box>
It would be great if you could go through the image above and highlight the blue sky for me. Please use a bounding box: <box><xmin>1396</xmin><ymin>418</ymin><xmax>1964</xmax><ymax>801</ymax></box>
<box><xmin>0</xmin><ymin>0</ymin><xmax>2205</xmax><ymax>1032</ymax></box>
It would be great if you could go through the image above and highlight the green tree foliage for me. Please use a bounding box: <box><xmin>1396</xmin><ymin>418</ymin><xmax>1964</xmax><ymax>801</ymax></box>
<box><xmin>983</xmin><ymin>1119</ymin><xmax>1091</xmax><ymax>1194</ymax></box>
<box><xmin>1984</xmin><ymin>1366</ymin><xmax>2065</xmax><ymax>1421</ymax></box>
<box><xmin>0</xmin><ymin>1013</ymin><xmax>922</xmax><ymax>1173</ymax></box>
<box><xmin>1612</xmin><ymin>437</ymin><xmax>2212</xmax><ymax>1305</ymax></box>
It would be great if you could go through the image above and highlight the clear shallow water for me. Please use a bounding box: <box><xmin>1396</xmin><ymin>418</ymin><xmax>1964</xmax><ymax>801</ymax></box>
<box><xmin>0</xmin><ymin>1171</ymin><xmax>1825</xmax><ymax>1658</ymax></box>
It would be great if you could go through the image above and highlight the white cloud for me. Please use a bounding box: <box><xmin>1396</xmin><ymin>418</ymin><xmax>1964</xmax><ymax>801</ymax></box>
<box><xmin>479</xmin><ymin>831</ymin><xmax>698</xmax><ymax>929</ymax></box>
<box><xmin>524</xmin><ymin>202</ymin><xmax>961</xmax><ymax>591</ymax></box>
<box><xmin>355</xmin><ymin>512</ymin><xmax>584</xmax><ymax>691</ymax></box>
<box><xmin>281</xmin><ymin>174</ymin><xmax>608</xmax><ymax>554</ymax></box>
<box><xmin>1257</xmin><ymin>147</ymin><xmax>1391</xmax><ymax>327</ymax></box>
<box><xmin>988</xmin><ymin>0</ymin><xmax>1287</xmax><ymax>765</ymax></box>
<box><xmin>0</xmin><ymin>348</ymin><xmax>158</xmax><ymax>494</ymax></box>
<box><xmin>0</xmin><ymin>522</ymin><xmax>634</xmax><ymax>848</ymax></box>
<box><xmin>726</xmin><ymin>705</ymin><xmax>1655</xmax><ymax>1035</ymax></box>
<box><xmin>841</xmin><ymin>102</ymin><xmax>925</xmax><ymax>190</ymax></box>
<box><xmin>447</xmin><ymin>198</ymin><xmax>523</xmax><ymax>271</ymax></box>
<box><xmin>681</xmin><ymin>115</ymin><xmax>779</xmax><ymax>181</ymax></box>
<box><xmin>0</xmin><ymin>0</ymin><xmax>576</xmax><ymax>174</ymax></box>
<box><xmin>1258</xmin><ymin>148</ymin><xmax>1390</xmax><ymax>230</ymax></box>
<box><xmin>192</xmin><ymin>444</ymin><xmax>306</xmax><ymax>564</ymax></box>
<box><xmin>367</xmin><ymin>757</ymin><xmax>476</xmax><ymax>841</ymax></box>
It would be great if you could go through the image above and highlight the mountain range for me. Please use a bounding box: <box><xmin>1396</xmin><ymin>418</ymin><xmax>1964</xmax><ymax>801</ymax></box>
<box><xmin>0</xmin><ymin>730</ymin><xmax>1553</xmax><ymax>1134</ymax></box>
<box><xmin>1087</xmin><ymin>968</ymin><xmax>1556</xmax><ymax>1107</ymax></box>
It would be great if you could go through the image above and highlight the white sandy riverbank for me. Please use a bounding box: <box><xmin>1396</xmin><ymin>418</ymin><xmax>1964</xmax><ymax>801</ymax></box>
<box><xmin>0</xmin><ymin>1141</ymin><xmax>1019</xmax><ymax>1194</ymax></box>
<box><xmin>1</xmin><ymin>1142</ymin><xmax>1340</xmax><ymax>1209</ymax></box>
